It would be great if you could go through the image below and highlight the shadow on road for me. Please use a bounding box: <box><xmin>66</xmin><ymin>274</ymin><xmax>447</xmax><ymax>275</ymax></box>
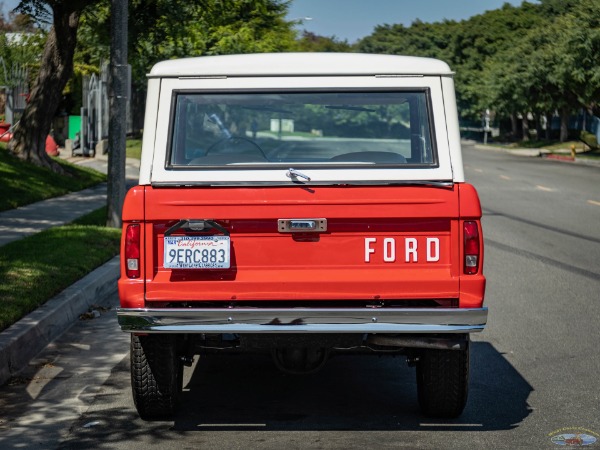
<box><xmin>60</xmin><ymin>341</ymin><xmax>533</xmax><ymax>447</ymax></box>
<box><xmin>172</xmin><ymin>341</ymin><xmax>532</xmax><ymax>432</ymax></box>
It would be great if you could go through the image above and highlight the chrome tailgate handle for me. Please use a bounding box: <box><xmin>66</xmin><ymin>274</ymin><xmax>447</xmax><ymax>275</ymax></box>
<box><xmin>278</xmin><ymin>219</ymin><xmax>327</xmax><ymax>233</ymax></box>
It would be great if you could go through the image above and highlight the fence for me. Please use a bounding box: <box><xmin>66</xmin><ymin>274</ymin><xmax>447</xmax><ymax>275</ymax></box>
<box><xmin>80</xmin><ymin>63</ymin><xmax>110</xmax><ymax>154</ymax></box>
<box><xmin>0</xmin><ymin>57</ymin><xmax>28</xmax><ymax>126</ymax></box>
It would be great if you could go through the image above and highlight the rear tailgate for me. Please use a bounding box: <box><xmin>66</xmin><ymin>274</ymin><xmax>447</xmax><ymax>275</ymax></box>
<box><xmin>143</xmin><ymin>185</ymin><xmax>460</xmax><ymax>303</ymax></box>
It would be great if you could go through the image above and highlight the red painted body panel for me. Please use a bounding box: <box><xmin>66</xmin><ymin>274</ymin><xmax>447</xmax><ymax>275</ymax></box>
<box><xmin>458</xmin><ymin>184</ymin><xmax>486</xmax><ymax>307</ymax></box>
<box><xmin>118</xmin><ymin>184</ymin><xmax>485</xmax><ymax>308</ymax></box>
<box><xmin>458</xmin><ymin>183</ymin><xmax>483</xmax><ymax>218</ymax></box>
<box><xmin>118</xmin><ymin>187</ymin><xmax>145</xmax><ymax>308</ymax></box>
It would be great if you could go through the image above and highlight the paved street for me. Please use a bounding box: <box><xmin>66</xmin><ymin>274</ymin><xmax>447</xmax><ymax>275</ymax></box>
<box><xmin>0</xmin><ymin>143</ymin><xmax>599</xmax><ymax>449</ymax></box>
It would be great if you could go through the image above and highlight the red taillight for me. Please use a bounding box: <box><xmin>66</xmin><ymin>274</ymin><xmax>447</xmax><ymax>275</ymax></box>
<box><xmin>463</xmin><ymin>221</ymin><xmax>480</xmax><ymax>275</ymax></box>
<box><xmin>125</xmin><ymin>224</ymin><xmax>140</xmax><ymax>278</ymax></box>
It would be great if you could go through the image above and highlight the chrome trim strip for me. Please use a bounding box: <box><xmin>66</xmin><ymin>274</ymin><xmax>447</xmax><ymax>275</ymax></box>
<box><xmin>117</xmin><ymin>307</ymin><xmax>487</xmax><ymax>334</ymax></box>
<box><xmin>150</xmin><ymin>181</ymin><xmax>454</xmax><ymax>188</ymax></box>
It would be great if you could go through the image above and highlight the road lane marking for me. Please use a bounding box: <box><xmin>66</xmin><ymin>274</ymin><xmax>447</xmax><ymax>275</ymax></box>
<box><xmin>198</xmin><ymin>423</ymin><xmax>267</xmax><ymax>427</ymax></box>
<box><xmin>536</xmin><ymin>185</ymin><xmax>554</xmax><ymax>192</ymax></box>
<box><xmin>500</xmin><ymin>175</ymin><xmax>511</xmax><ymax>180</ymax></box>
<box><xmin>474</xmin><ymin>168</ymin><xmax>483</xmax><ymax>173</ymax></box>
<box><xmin>420</xmin><ymin>423</ymin><xmax>483</xmax><ymax>427</ymax></box>
<box><xmin>588</xmin><ymin>200</ymin><xmax>600</xmax><ymax>207</ymax></box>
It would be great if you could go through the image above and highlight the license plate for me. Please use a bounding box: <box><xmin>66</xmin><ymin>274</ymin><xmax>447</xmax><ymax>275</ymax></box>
<box><xmin>164</xmin><ymin>236</ymin><xmax>230</xmax><ymax>269</ymax></box>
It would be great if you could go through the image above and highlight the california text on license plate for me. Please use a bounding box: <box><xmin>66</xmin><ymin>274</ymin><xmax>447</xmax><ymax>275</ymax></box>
<box><xmin>164</xmin><ymin>236</ymin><xmax>230</xmax><ymax>269</ymax></box>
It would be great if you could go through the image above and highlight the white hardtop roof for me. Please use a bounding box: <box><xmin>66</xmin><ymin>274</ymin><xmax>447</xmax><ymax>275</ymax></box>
<box><xmin>149</xmin><ymin>53</ymin><xmax>453</xmax><ymax>78</ymax></box>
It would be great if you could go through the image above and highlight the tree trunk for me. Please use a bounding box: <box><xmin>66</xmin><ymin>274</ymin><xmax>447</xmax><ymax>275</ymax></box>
<box><xmin>545</xmin><ymin>113</ymin><xmax>553</xmax><ymax>140</ymax></box>
<box><xmin>560</xmin><ymin>107</ymin><xmax>569</xmax><ymax>142</ymax></box>
<box><xmin>535</xmin><ymin>113</ymin><xmax>543</xmax><ymax>140</ymax></box>
<box><xmin>8</xmin><ymin>2</ymin><xmax>92</xmax><ymax>173</ymax></box>
<box><xmin>522</xmin><ymin>114</ymin><xmax>530</xmax><ymax>142</ymax></box>
<box><xmin>510</xmin><ymin>113</ymin><xmax>519</xmax><ymax>140</ymax></box>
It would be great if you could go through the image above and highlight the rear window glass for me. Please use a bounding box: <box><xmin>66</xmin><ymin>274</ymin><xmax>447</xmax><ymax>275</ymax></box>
<box><xmin>167</xmin><ymin>91</ymin><xmax>436</xmax><ymax>168</ymax></box>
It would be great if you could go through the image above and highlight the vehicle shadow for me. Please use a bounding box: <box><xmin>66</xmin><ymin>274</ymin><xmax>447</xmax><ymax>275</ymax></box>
<box><xmin>58</xmin><ymin>341</ymin><xmax>533</xmax><ymax>448</ymax></box>
<box><xmin>170</xmin><ymin>340</ymin><xmax>531</xmax><ymax>432</ymax></box>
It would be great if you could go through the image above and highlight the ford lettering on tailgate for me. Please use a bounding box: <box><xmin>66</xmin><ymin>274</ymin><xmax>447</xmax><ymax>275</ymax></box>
<box><xmin>364</xmin><ymin>237</ymin><xmax>441</xmax><ymax>263</ymax></box>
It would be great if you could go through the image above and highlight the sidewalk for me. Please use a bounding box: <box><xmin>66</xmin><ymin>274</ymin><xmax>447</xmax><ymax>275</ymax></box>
<box><xmin>60</xmin><ymin>150</ymin><xmax>141</xmax><ymax>181</ymax></box>
<box><xmin>0</xmin><ymin>152</ymin><xmax>140</xmax><ymax>246</ymax></box>
<box><xmin>470</xmin><ymin>140</ymin><xmax>600</xmax><ymax>167</ymax></box>
<box><xmin>0</xmin><ymin>183</ymin><xmax>107</xmax><ymax>246</ymax></box>
<box><xmin>0</xmin><ymin>151</ymin><xmax>139</xmax><ymax>386</ymax></box>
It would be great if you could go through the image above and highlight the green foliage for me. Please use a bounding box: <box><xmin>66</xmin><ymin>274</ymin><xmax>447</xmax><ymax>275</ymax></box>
<box><xmin>15</xmin><ymin>0</ymin><xmax>598</xmax><ymax>142</ymax></box>
<box><xmin>481</xmin><ymin>0</ymin><xmax>600</xmax><ymax>139</ymax></box>
<box><xmin>357</xmin><ymin>0</ymin><xmax>600</xmax><ymax>128</ymax></box>
<box><xmin>75</xmin><ymin>0</ymin><xmax>297</xmax><ymax>86</ymax></box>
<box><xmin>580</xmin><ymin>131</ymin><xmax>598</xmax><ymax>150</ymax></box>
<box><xmin>126</xmin><ymin>138</ymin><xmax>142</xmax><ymax>160</ymax></box>
<box><xmin>552</xmin><ymin>0</ymin><xmax>600</xmax><ymax>111</ymax></box>
<box><xmin>293</xmin><ymin>31</ymin><xmax>353</xmax><ymax>52</ymax></box>
<box><xmin>0</xmin><ymin>30</ymin><xmax>45</xmax><ymax>87</ymax></box>
<box><xmin>292</xmin><ymin>103</ymin><xmax>410</xmax><ymax>139</ymax></box>
<box><xmin>204</xmin><ymin>0</ymin><xmax>295</xmax><ymax>54</ymax></box>
<box><xmin>538</xmin><ymin>0</ymin><xmax>583</xmax><ymax>16</ymax></box>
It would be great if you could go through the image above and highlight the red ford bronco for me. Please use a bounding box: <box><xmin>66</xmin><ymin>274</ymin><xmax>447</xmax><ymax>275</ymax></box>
<box><xmin>117</xmin><ymin>53</ymin><xmax>487</xmax><ymax>420</ymax></box>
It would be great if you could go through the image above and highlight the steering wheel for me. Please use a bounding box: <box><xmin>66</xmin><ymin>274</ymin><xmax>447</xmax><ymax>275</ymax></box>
<box><xmin>205</xmin><ymin>136</ymin><xmax>268</xmax><ymax>159</ymax></box>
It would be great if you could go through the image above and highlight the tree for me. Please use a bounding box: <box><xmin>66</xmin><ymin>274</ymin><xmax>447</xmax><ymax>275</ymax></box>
<box><xmin>0</xmin><ymin>6</ymin><xmax>37</xmax><ymax>32</ymax></box>
<box><xmin>480</xmin><ymin>0</ymin><xmax>600</xmax><ymax>142</ymax></box>
<box><xmin>552</xmin><ymin>0</ymin><xmax>600</xmax><ymax>117</ymax></box>
<box><xmin>76</xmin><ymin>0</ymin><xmax>296</xmax><ymax>88</ymax></box>
<box><xmin>0</xmin><ymin>27</ymin><xmax>45</xmax><ymax>85</ymax></box>
<box><xmin>69</xmin><ymin>0</ymin><xmax>297</xmax><ymax>134</ymax></box>
<box><xmin>357</xmin><ymin>2</ymin><xmax>546</xmax><ymax>122</ymax></box>
<box><xmin>293</xmin><ymin>31</ymin><xmax>353</xmax><ymax>53</ymax></box>
<box><xmin>8</xmin><ymin>0</ymin><xmax>98</xmax><ymax>172</ymax></box>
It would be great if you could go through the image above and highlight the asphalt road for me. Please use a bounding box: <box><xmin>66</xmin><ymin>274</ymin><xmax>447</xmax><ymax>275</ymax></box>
<box><xmin>1</xmin><ymin>143</ymin><xmax>599</xmax><ymax>449</ymax></box>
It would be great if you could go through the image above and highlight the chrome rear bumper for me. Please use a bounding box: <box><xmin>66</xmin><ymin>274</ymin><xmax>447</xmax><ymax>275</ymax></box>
<box><xmin>117</xmin><ymin>307</ymin><xmax>488</xmax><ymax>334</ymax></box>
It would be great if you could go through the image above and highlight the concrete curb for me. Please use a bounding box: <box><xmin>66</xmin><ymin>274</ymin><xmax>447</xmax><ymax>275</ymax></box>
<box><xmin>0</xmin><ymin>256</ymin><xmax>120</xmax><ymax>386</ymax></box>
<box><xmin>471</xmin><ymin>142</ymin><xmax>600</xmax><ymax>167</ymax></box>
<box><xmin>473</xmin><ymin>143</ymin><xmax>550</xmax><ymax>157</ymax></box>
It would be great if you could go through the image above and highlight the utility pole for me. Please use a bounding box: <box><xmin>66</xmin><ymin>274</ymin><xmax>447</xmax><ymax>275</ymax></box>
<box><xmin>107</xmin><ymin>0</ymin><xmax>128</xmax><ymax>228</ymax></box>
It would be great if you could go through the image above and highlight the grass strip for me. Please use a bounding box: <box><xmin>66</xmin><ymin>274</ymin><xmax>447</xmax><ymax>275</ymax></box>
<box><xmin>126</xmin><ymin>138</ymin><xmax>142</xmax><ymax>160</ymax></box>
<box><xmin>0</xmin><ymin>206</ymin><xmax>121</xmax><ymax>332</ymax></box>
<box><xmin>577</xmin><ymin>152</ymin><xmax>600</xmax><ymax>161</ymax></box>
<box><xmin>0</xmin><ymin>144</ymin><xmax>106</xmax><ymax>212</ymax></box>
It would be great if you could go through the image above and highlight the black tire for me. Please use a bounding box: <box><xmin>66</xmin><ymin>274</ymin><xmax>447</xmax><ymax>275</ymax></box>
<box><xmin>416</xmin><ymin>339</ymin><xmax>469</xmax><ymax>418</ymax></box>
<box><xmin>131</xmin><ymin>334</ymin><xmax>182</xmax><ymax>420</ymax></box>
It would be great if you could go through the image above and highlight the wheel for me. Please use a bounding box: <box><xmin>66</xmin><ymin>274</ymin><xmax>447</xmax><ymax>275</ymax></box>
<box><xmin>416</xmin><ymin>339</ymin><xmax>469</xmax><ymax>418</ymax></box>
<box><xmin>130</xmin><ymin>334</ymin><xmax>182</xmax><ymax>420</ymax></box>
